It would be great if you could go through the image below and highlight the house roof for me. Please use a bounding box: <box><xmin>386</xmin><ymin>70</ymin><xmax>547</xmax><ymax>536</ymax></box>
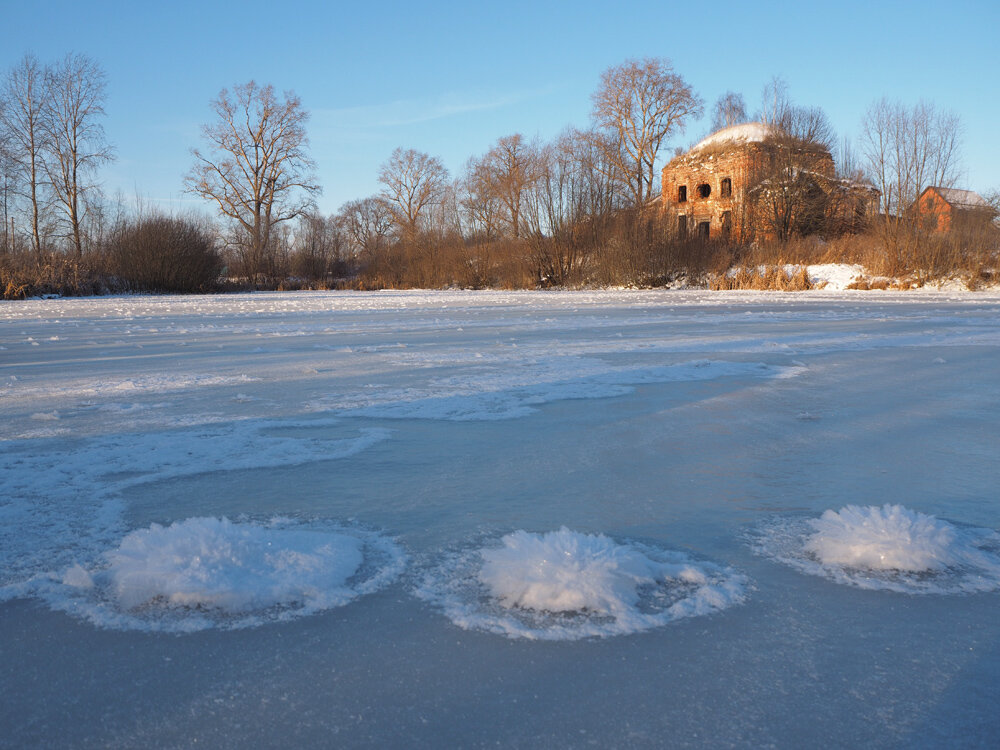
<box><xmin>927</xmin><ymin>186</ymin><xmax>991</xmax><ymax>210</ymax></box>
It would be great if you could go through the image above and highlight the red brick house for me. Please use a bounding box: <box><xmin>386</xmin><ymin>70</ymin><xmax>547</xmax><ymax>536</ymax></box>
<box><xmin>913</xmin><ymin>186</ymin><xmax>996</xmax><ymax>233</ymax></box>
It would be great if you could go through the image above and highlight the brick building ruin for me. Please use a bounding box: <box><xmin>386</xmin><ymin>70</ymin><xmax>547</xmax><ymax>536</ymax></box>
<box><xmin>661</xmin><ymin>122</ymin><xmax>879</xmax><ymax>241</ymax></box>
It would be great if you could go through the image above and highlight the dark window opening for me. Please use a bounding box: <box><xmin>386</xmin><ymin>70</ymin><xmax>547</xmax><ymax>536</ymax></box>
<box><xmin>697</xmin><ymin>221</ymin><xmax>710</xmax><ymax>238</ymax></box>
<box><xmin>678</xmin><ymin>215</ymin><xmax>687</xmax><ymax>237</ymax></box>
<box><xmin>678</xmin><ymin>185</ymin><xmax>687</xmax><ymax>203</ymax></box>
<box><xmin>697</xmin><ymin>183</ymin><xmax>711</xmax><ymax>199</ymax></box>
<box><xmin>721</xmin><ymin>211</ymin><xmax>732</xmax><ymax>238</ymax></box>
<box><xmin>721</xmin><ymin>178</ymin><xmax>732</xmax><ymax>198</ymax></box>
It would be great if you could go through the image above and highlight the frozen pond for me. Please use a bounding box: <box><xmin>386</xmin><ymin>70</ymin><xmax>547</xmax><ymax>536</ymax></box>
<box><xmin>2</xmin><ymin>289</ymin><xmax>999</xmax><ymax>748</ymax></box>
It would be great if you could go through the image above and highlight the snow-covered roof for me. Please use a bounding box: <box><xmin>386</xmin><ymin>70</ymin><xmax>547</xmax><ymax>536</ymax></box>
<box><xmin>929</xmin><ymin>187</ymin><xmax>991</xmax><ymax>210</ymax></box>
<box><xmin>690</xmin><ymin>122</ymin><xmax>780</xmax><ymax>152</ymax></box>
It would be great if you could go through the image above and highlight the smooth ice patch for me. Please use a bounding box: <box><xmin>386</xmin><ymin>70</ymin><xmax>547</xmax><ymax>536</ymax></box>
<box><xmin>417</xmin><ymin>528</ymin><xmax>747</xmax><ymax>640</ymax></box>
<box><xmin>50</xmin><ymin>517</ymin><xmax>406</xmax><ymax>632</ymax></box>
<box><xmin>749</xmin><ymin>504</ymin><xmax>1000</xmax><ymax>593</ymax></box>
<box><xmin>346</xmin><ymin>359</ymin><xmax>800</xmax><ymax>422</ymax></box>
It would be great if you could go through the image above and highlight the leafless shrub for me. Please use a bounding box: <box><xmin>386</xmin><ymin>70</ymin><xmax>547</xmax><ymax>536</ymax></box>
<box><xmin>0</xmin><ymin>252</ymin><xmax>106</xmax><ymax>298</ymax></box>
<box><xmin>107</xmin><ymin>214</ymin><xmax>221</xmax><ymax>293</ymax></box>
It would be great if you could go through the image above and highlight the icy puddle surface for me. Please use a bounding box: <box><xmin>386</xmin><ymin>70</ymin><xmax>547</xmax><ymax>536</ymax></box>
<box><xmin>750</xmin><ymin>504</ymin><xmax>1000</xmax><ymax>594</ymax></box>
<box><xmin>417</xmin><ymin>528</ymin><xmax>746</xmax><ymax>639</ymax></box>
<box><xmin>3</xmin><ymin>290</ymin><xmax>1000</xmax><ymax>748</ymax></box>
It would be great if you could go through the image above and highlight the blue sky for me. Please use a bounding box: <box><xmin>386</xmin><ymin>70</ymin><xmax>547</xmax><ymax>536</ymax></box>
<box><xmin>3</xmin><ymin>0</ymin><xmax>997</xmax><ymax>215</ymax></box>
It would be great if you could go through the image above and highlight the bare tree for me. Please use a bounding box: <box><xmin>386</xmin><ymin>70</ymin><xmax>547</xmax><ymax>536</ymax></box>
<box><xmin>185</xmin><ymin>81</ymin><xmax>319</xmax><ymax>282</ymax></box>
<box><xmin>377</xmin><ymin>147</ymin><xmax>449</xmax><ymax>239</ymax></box>
<box><xmin>782</xmin><ymin>105</ymin><xmax>835</xmax><ymax>150</ymax></box>
<box><xmin>862</xmin><ymin>97</ymin><xmax>960</xmax><ymax>216</ymax></box>
<box><xmin>835</xmin><ymin>135</ymin><xmax>865</xmax><ymax>181</ymax></box>
<box><xmin>341</xmin><ymin>196</ymin><xmax>394</xmax><ymax>256</ymax></box>
<box><xmin>861</xmin><ymin>97</ymin><xmax>962</xmax><ymax>271</ymax></box>
<box><xmin>0</xmin><ymin>54</ymin><xmax>48</xmax><ymax>256</ymax></box>
<box><xmin>460</xmin><ymin>158</ymin><xmax>503</xmax><ymax>240</ymax></box>
<box><xmin>532</xmin><ymin>127</ymin><xmax>619</xmax><ymax>236</ymax></box>
<box><xmin>423</xmin><ymin>179</ymin><xmax>464</xmax><ymax>240</ymax></box>
<box><xmin>0</xmin><ymin>106</ymin><xmax>16</xmax><ymax>253</ymax></box>
<box><xmin>291</xmin><ymin>212</ymin><xmax>349</xmax><ymax>281</ymax></box>
<box><xmin>710</xmin><ymin>91</ymin><xmax>748</xmax><ymax>132</ymax></box>
<box><xmin>42</xmin><ymin>53</ymin><xmax>114</xmax><ymax>257</ymax></box>
<box><xmin>746</xmin><ymin>106</ymin><xmax>837</xmax><ymax>241</ymax></box>
<box><xmin>476</xmin><ymin>133</ymin><xmax>540</xmax><ymax>238</ymax></box>
<box><xmin>591</xmin><ymin>57</ymin><xmax>703</xmax><ymax>207</ymax></box>
<box><xmin>757</xmin><ymin>76</ymin><xmax>791</xmax><ymax>127</ymax></box>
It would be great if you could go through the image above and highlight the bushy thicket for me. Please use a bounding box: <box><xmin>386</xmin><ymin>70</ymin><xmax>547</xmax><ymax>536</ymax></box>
<box><xmin>1</xmin><ymin>214</ymin><xmax>225</xmax><ymax>299</ymax></box>
<box><xmin>1</xmin><ymin>253</ymin><xmax>109</xmax><ymax>299</ymax></box>
<box><xmin>106</xmin><ymin>215</ymin><xmax>221</xmax><ymax>293</ymax></box>
<box><xmin>335</xmin><ymin>216</ymin><xmax>997</xmax><ymax>292</ymax></box>
<box><xmin>3</xmin><ymin>209</ymin><xmax>997</xmax><ymax>299</ymax></box>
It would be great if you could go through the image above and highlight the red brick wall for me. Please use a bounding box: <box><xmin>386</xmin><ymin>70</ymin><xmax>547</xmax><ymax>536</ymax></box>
<box><xmin>914</xmin><ymin>189</ymin><xmax>953</xmax><ymax>233</ymax></box>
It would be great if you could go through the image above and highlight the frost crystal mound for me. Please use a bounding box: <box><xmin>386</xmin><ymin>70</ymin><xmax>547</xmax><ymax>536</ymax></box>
<box><xmin>750</xmin><ymin>504</ymin><xmax>1000</xmax><ymax>594</ymax></box>
<box><xmin>58</xmin><ymin>517</ymin><xmax>406</xmax><ymax>632</ymax></box>
<box><xmin>418</xmin><ymin>528</ymin><xmax>748</xmax><ymax>640</ymax></box>
<box><xmin>804</xmin><ymin>504</ymin><xmax>959</xmax><ymax>571</ymax></box>
<box><xmin>479</xmin><ymin>527</ymin><xmax>707</xmax><ymax>614</ymax></box>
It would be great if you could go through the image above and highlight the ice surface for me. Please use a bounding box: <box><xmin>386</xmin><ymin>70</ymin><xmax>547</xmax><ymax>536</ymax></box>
<box><xmin>52</xmin><ymin>517</ymin><xmax>405</xmax><ymax>632</ymax></box>
<box><xmin>417</xmin><ymin>528</ymin><xmax>747</xmax><ymax>640</ymax></box>
<box><xmin>750</xmin><ymin>505</ymin><xmax>1000</xmax><ymax>594</ymax></box>
<box><xmin>350</xmin><ymin>358</ymin><xmax>799</xmax><ymax>422</ymax></box>
<box><xmin>3</xmin><ymin>290</ymin><xmax>1000</xmax><ymax>747</ymax></box>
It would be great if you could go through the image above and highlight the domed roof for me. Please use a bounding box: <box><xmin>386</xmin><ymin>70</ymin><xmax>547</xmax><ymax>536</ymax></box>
<box><xmin>690</xmin><ymin>122</ymin><xmax>779</xmax><ymax>152</ymax></box>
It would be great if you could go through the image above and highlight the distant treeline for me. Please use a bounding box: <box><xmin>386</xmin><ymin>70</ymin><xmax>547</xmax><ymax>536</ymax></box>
<box><xmin>1</xmin><ymin>54</ymin><xmax>997</xmax><ymax>298</ymax></box>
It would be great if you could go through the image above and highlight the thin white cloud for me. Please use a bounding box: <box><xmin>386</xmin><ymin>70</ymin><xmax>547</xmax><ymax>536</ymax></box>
<box><xmin>312</xmin><ymin>88</ymin><xmax>549</xmax><ymax>132</ymax></box>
